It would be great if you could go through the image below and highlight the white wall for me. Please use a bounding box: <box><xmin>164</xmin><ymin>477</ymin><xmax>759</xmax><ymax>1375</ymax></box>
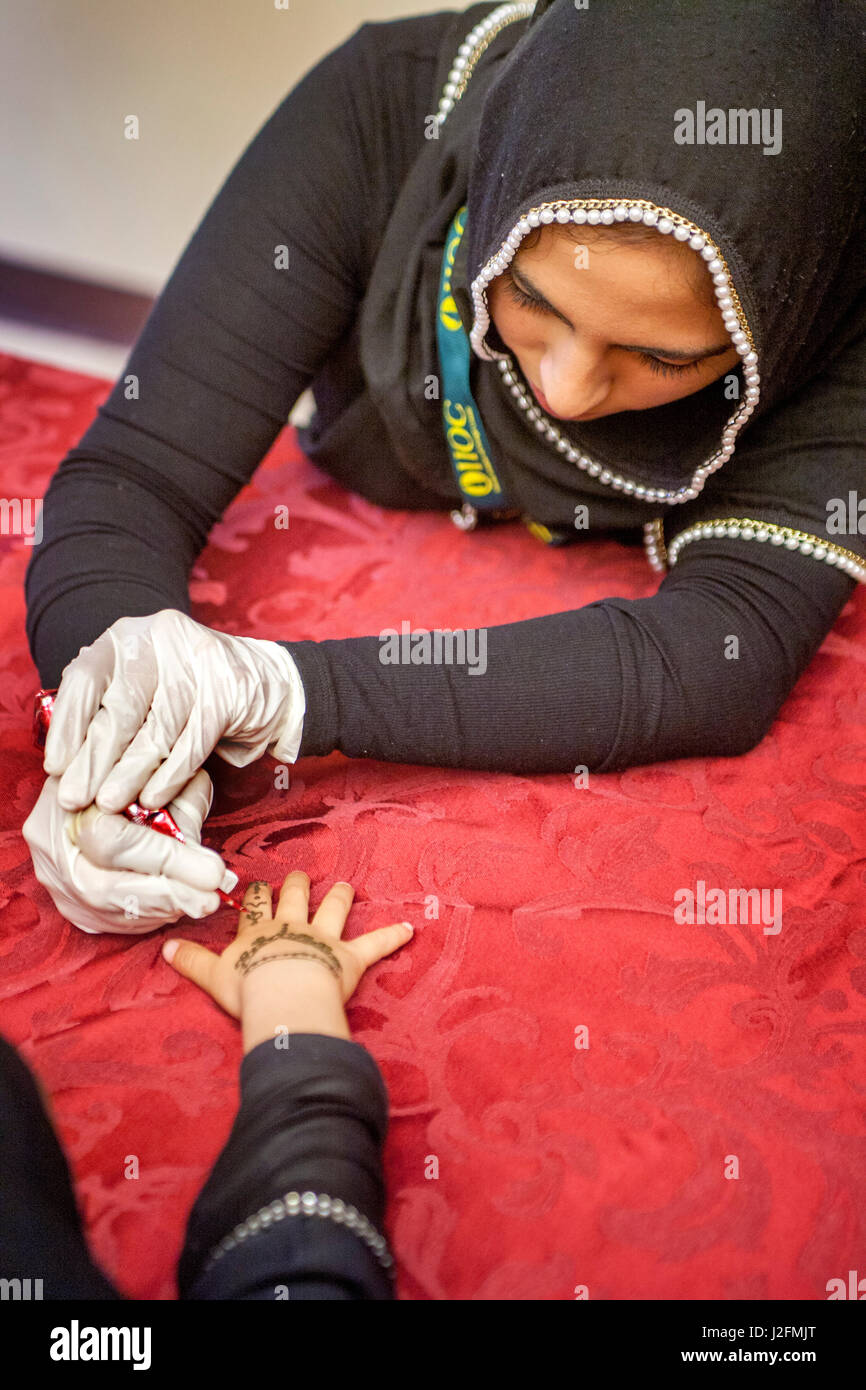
<box><xmin>0</xmin><ymin>0</ymin><xmax>468</xmax><ymax>295</ymax></box>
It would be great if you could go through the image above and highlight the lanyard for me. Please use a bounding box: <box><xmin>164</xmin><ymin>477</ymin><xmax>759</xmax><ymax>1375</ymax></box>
<box><xmin>436</xmin><ymin>206</ymin><xmax>506</xmax><ymax>515</ymax></box>
<box><xmin>436</xmin><ymin>205</ymin><xmax>577</xmax><ymax>547</ymax></box>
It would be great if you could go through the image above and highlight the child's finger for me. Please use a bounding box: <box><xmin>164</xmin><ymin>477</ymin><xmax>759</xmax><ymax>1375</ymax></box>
<box><xmin>349</xmin><ymin>921</ymin><xmax>414</xmax><ymax>972</ymax></box>
<box><xmin>162</xmin><ymin>937</ymin><xmax>221</xmax><ymax>998</ymax></box>
<box><xmin>237</xmin><ymin>879</ymin><xmax>273</xmax><ymax>932</ymax></box>
<box><xmin>310</xmin><ymin>880</ymin><xmax>355</xmax><ymax>937</ymax></box>
<box><xmin>273</xmin><ymin>869</ymin><xmax>311</xmax><ymax>927</ymax></box>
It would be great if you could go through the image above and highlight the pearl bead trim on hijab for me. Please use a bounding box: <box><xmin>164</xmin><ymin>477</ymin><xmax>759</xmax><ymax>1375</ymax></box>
<box><xmin>473</xmin><ymin>197</ymin><xmax>759</xmax><ymax>507</ymax></box>
<box><xmin>436</xmin><ymin>4</ymin><xmax>866</xmax><ymax>582</ymax></box>
<box><xmin>435</xmin><ymin>2</ymin><xmax>536</xmax><ymax>126</ymax></box>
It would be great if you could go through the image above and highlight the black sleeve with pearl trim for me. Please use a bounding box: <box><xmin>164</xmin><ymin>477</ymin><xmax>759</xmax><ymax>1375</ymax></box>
<box><xmin>279</xmin><ymin>330</ymin><xmax>866</xmax><ymax>773</ymax></box>
<box><xmin>178</xmin><ymin>1036</ymin><xmax>395</xmax><ymax>1301</ymax></box>
<box><xmin>276</xmin><ymin>531</ymin><xmax>857</xmax><ymax>773</ymax></box>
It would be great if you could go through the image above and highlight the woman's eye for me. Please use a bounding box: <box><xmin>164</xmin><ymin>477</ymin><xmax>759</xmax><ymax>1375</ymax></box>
<box><xmin>504</xmin><ymin>275</ymin><xmax>548</xmax><ymax>314</ymax></box>
<box><xmin>638</xmin><ymin>353</ymin><xmax>702</xmax><ymax>377</ymax></box>
<box><xmin>503</xmin><ymin>273</ymin><xmax>704</xmax><ymax>377</ymax></box>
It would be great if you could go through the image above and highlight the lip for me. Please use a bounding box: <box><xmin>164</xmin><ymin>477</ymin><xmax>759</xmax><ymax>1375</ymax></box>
<box><xmin>530</xmin><ymin>381</ymin><xmax>595</xmax><ymax>421</ymax></box>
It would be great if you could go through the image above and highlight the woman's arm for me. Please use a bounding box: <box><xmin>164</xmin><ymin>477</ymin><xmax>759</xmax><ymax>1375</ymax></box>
<box><xmin>277</xmin><ymin>326</ymin><xmax>866</xmax><ymax>774</ymax></box>
<box><xmin>275</xmin><ymin>537</ymin><xmax>857</xmax><ymax>774</ymax></box>
<box><xmin>24</xmin><ymin>15</ymin><xmax>449</xmax><ymax>690</ymax></box>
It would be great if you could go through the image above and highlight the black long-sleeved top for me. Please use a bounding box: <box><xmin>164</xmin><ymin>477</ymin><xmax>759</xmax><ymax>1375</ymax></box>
<box><xmin>24</xmin><ymin>8</ymin><xmax>866</xmax><ymax>774</ymax></box>
<box><xmin>177</xmin><ymin>1035</ymin><xmax>394</xmax><ymax>1299</ymax></box>
<box><xmin>19</xmin><ymin>3</ymin><xmax>866</xmax><ymax>1302</ymax></box>
<box><xmin>0</xmin><ymin>1031</ymin><xmax>393</xmax><ymax>1300</ymax></box>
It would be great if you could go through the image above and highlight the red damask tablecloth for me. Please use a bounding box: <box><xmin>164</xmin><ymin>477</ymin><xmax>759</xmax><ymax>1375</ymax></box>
<box><xmin>1</xmin><ymin>351</ymin><xmax>865</xmax><ymax>1300</ymax></box>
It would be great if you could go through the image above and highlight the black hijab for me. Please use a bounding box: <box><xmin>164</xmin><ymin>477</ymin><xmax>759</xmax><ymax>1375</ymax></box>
<box><xmin>357</xmin><ymin>0</ymin><xmax>866</xmax><ymax>533</ymax></box>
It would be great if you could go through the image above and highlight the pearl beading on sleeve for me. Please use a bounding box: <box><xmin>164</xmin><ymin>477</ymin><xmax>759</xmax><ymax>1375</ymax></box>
<box><xmin>200</xmin><ymin>1189</ymin><xmax>396</xmax><ymax>1280</ymax></box>
<box><xmin>644</xmin><ymin>515</ymin><xmax>866</xmax><ymax>583</ymax></box>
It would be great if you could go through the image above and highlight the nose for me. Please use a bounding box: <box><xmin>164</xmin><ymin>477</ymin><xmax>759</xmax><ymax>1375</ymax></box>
<box><xmin>538</xmin><ymin>343</ymin><xmax>608</xmax><ymax>419</ymax></box>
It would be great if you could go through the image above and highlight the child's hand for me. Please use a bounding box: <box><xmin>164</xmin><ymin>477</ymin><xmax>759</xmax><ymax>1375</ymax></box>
<box><xmin>162</xmin><ymin>870</ymin><xmax>414</xmax><ymax>1018</ymax></box>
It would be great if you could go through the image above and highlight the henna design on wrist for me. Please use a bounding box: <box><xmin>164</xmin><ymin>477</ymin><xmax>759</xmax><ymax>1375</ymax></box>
<box><xmin>239</xmin><ymin>950</ymin><xmax>341</xmax><ymax>981</ymax></box>
<box><xmin>235</xmin><ymin>923</ymin><xmax>342</xmax><ymax>979</ymax></box>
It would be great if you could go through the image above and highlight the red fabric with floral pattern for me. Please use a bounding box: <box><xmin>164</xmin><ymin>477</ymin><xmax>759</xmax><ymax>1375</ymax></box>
<box><xmin>2</xmin><ymin>352</ymin><xmax>865</xmax><ymax>1300</ymax></box>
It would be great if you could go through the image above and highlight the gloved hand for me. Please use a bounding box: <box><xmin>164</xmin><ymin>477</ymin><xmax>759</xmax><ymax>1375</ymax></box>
<box><xmin>42</xmin><ymin>609</ymin><xmax>306</xmax><ymax>815</ymax></box>
<box><xmin>23</xmin><ymin>766</ymin><xmax>239</xmax><ymax>935</ymax></box>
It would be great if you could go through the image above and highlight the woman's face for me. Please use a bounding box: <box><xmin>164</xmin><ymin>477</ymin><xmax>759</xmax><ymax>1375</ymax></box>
<box><xmin>486</xmin><ymin>224</ymin><xmax>741</xmax><ymax>421</ymax></box>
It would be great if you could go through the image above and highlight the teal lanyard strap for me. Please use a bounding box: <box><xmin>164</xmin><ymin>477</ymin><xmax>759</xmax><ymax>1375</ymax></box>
<box><xmin>436</xmin><ymin>206</ymin><xmax>506</xmax><ymax>511</ymax></box>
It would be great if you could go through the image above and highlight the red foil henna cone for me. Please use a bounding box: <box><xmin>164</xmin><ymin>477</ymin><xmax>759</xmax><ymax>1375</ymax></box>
<box><xmin>33</xmin><ymin>688</ymin><xmax>245</xmax><ymax>910</ymax></box>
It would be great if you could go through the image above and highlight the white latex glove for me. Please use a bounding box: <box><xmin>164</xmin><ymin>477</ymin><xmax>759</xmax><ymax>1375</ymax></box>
<box><xmin>23</xmin><ymin>767</ymin><xmax>239</xmax><ymax>935</ymax></box>
<box><xmin>42</xmin><ymin>609</ymin><xmax>306</xmax><ymax>815</ymax></box>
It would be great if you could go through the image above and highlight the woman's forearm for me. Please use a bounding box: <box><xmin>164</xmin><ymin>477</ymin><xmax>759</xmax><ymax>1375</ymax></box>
<box><xmin>25</xmin><ymin>464</ymin><xmax>200</xmax><ymax>688</ymax></box>
<box><xmin>26</xmin><ymin>22</ymin><xmax>383</xmax><ymax>696</ymax></box>
<box><xmin>279</xmin><ymin>535</ymin><xmax>855</xmax><ymax>774</ymax></box>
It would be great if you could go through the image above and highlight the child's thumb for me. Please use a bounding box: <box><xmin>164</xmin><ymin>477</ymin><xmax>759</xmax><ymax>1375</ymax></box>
<box><xmin>352</xmin><ymin>921</ymin><xmax>414</xmax><ymax>971</ymax></box>
<box><xmin>162</xmin><ymin>936</ymin><xmax>219</xmax><ymax>997</ymax></box>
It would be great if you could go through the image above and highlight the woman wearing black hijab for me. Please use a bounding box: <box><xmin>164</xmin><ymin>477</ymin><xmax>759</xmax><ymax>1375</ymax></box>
<box><xmin>24</xmin><ymin>0</ymin><xmax>866</xmax><ymax>931</ymax></box>
<box><xmin>14</xmin><ymin>0</ymin><xmax>865</xmax><ymax>1307</ymax></box>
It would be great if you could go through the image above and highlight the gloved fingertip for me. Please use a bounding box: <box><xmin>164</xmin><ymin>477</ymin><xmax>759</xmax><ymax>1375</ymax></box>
<box><xmin>187</xmin><ymin>845</ymin><xmax>227</xmax><ymax>889</ymax></box>
<box><xmin>42</xmin><ymin>732</ymin><xmax>62</xmax><ymax>774</ymax></box>
<box><xmin>57</xmin><ymin>781</ymin><xmax>85</xmax><ymax>812</ymax></box>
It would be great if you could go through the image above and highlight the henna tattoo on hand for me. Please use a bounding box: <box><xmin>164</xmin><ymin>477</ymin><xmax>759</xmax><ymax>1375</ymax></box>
<box><xmin>235</xmin><ymin>923</ymin><xmax>342</xmax><ymax>978</ymax></box>
<box><xmin>240</xmin><ymin>882</ymin><xmax>269</xmax><ymax>926</ymax></box>
<box><xmin>239</xmin><ymin>950</ymin><xmax>340</xmax><ymax>980</ymax></box>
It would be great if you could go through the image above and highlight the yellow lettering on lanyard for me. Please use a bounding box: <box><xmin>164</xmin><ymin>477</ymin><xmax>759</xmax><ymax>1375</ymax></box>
<box><xmin>439</xmin><ymin>209</ymin><xmax>467</xmax><ymax>332</ymax></box>
<box><xmin>443</xmin><ymin>399</ymin><xmax>494</xmax><ymax>496</ymax></box>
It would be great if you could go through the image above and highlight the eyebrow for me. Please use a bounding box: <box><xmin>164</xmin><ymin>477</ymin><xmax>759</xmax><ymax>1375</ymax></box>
<box><xmin>509</xmin><ymin>261</ymin><xmax>732</xmax><ymax>361</ymax></box>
